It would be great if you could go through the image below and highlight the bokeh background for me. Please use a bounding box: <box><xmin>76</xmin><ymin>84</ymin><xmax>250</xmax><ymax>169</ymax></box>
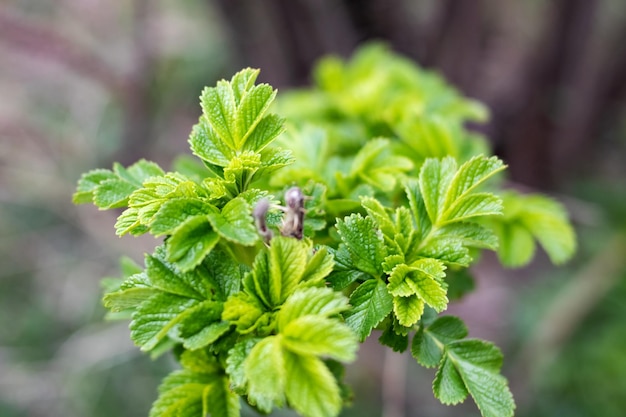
<box><xmin>2</xmin><ymin>1</ymin><xmax>626</xmax><ymax>416</ymax></box>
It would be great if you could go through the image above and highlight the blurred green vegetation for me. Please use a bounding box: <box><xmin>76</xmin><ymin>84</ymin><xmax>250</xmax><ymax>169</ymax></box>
<box><xmin>1</xmin><ymin>1</ymin><xmax>626</xmax><ymax>417</ymax></box>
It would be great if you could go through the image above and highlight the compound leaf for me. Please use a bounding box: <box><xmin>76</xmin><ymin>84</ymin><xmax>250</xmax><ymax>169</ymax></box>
<box><xmin>440</xmin><ymin>340</ymin><xmax>515</xmax><ymax>417</ymax></box>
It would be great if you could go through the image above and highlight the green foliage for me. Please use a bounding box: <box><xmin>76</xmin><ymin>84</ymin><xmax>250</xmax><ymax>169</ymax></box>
<box><xmin>491</xmin><ymin>191</ymin><xmax>577</xmax><ymax>267</ymax></box>
<box><xmin>74</xmin><ymin>46</ymin><xmax>577</xmax><ymax>417</ymax></box>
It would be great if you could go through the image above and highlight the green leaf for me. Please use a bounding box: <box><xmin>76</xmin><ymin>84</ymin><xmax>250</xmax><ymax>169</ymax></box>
<box><xmin>203</xmin><ymin>247</ymin><xmax>243</xmax><ymax>298</ymax></box>
<box><xmin>226</xmin><ymin>338</ymin><xmax>258</xmax><ymax>393</ymax></box>
<box><xmin>441</xmin><ymin>193</ymin><xmax>503</xmax><ymax>224</ymax></box>
<box><xmin>419</xmin><ymin>157</ymin><xmax>457</xmax><ymax>224</ymax></box>
<box><xmin>300</xmin><ymin>246</ymin><xmax>335</xmax><ymax>285</ymax></box>
<box><xmin>166</xmin><ymin>215</ymin><xmax>220</xmax><ymax>272</ymax></box>
<box><xmin>245</xmin><ymin>337</ymin><xmax>286</xmax><ymax>410</ymax></box>
<box><xmin>151</xmin><ymin>350</ymin><xmax>239</xmax><ymax>417</ymax></box>
<box><xmin>495</xmin><ymin>191</ymin><xmax>576</xmax><ymax>267</ymax></box>
<box><xmin>419</xmin><ymin>238</ymin><xmax>472</xmax><ymax>266</ymax></box>
<box><xmin>433</xmin><ymin>352</ymin><xmax>467</xmax><ymax>405</ymax></box>
<box><xmin>395</xmin><ymin>116</ymin><xmax>459</xmax><ymax>160</ymax></box>
<box><xmin>278</xmin><ymin>287</ymin><xmax>351</xmax><ymax>330</ymax></box>
<box><xmin>121</xmin><ymin>159</ymin><xmax>166</xmax><ymax>184</ymax></box>
<box><xmin>206</xmin><ymin>197</ymin><xmax>258</xmax><ymax>246</ymax></box>
<box><xmin>268</xmin><ymin>237</ymin><xmax>308</xmax><ymax>305</ymax></box>
<box><xmin>146</xmin><ymin>246</ymin><xmax>218</xmax><ymax>300</ymax></box>
<box><xmin>236</xmin><ymin>83</ymin><xmax>276</xmax><ymax>149</ymax></box>
<box><xmin>404</xmin><ymin>179</ymin><xmax>432</xmax><ymax>240</ymax></box>
<box><xmin>326</xmin><ymin>245</ymin><xmax>369</xmax><ymax>290</ymax></box>
<box><xmin>378</xmin><ymin>325</ymin><xmax>409</xmax><ymax>352</ymax></box>
<box><xmin>231</xmin><ymin>68</ymin><xmax>259</xmax><ymax>103</ymax></box>
<box><xmin>444</xmin><ymin>155</ymin><xmax>506</xmax><ymax>205</ymax></box>
<box><xmin>111</xmin><ymin>247</ymin><xmax>226</xmax><ymax>351</ymax></box>
<box><xmin>433</xmin><ymin>223</ymin><xmax>499</xmax><ymax>251</ymax></box>
<box><xmin>344</xmin><ymin>279</ymin><xmax>393</xmax><ymax>341</ymax></box>
<box><xmin>196</xmin><ymin>68</ymin><xmax>280</xmax><ymax>157</ymax></box>
<box><xmin>517</xmin><ymin>193</ymin><xmax>576</xmax><ymax>265</ymax></box>
<box><xmin>393</xmin><ymin>295</ymin><xmax>424</xmax><ymax>327</ymax></box>
<box><xmin>245</xmin><ymin>238</ymin><xmax>316</xmax><ymax>310</ymax></box>
<box><xmin>73</xmin><ymin>169</ymin><xmax>116</xmax><ymax>204</ymax></box>
<box><xmin>189</xmin><ymin>119</ymin><xmax>233</xmax><ymax>167</ymax></box>
<box><xmin>437</xmin><ymin>340</ymin><xmax>515</xmax><ymax>417</ymax></box>
<box><xmin>412</xmin><ymin>316</ymin><xmax>468</xmax><ymax>368</ymax></box>
<box><xmin>360</xmin><ymin>196</ymin><xmax>395</xmax><ymax>238</ymax></box>
<box><xmin>222</xmin><ymin>292</ymin><xmax>267</xmax><ymax>334</ymax></box>
<box><xmin>387</xmin><ymin>259</ymin><xmax>448</xmax><ymax>312</ymax></box>
<box><xmin>130</xmin><ymin>292</ymin><xmax>200</xmax><ymax>351</ymax></box>
<box><xmin>114</xmin><ymin>208</ymin><xmax>144</xmax><ymax>236</ymax></box>
<box><xmin>149</xmin><ymin>370</ymin><xmax>214</xmax><ymax>417</ymax></box>
<box><xmin>242</xmin><ymin>114</ymin><xmax>285</xmax><ymax>153</ymax></box>
<box><xmin>179</xmin><ymin>348</ymin><xmax>222</xmax><ymax>373</ymax></box>
<box><xmin>282</xmin><ymin>316</ymin><xmax>357</xmax><ymax>362</ymax></box>
<box><xmin>284</xmin><ymin>350</ymin><xmax>342</xmax><ymax>417</ymax></box>
<box><xmin>350</xmin><ymin>138</ymin><xmax>413</xmax><ymax>191</ymax></box>
<box><xmin>201</xmin><ymin>80</ymin><xmax>237</xmax><ymax>150</ymax></box>
<box><xmin>103</xmin><ymin>278</ymin><xmax>159</xmax><ymax>312</ymax></box>
<box><xmin>177</xmin><ymin>301</ymin><xmax>229</xmax><ymax>350</ymax></box>
<box><xmin>493</xmin><ymin>221</ymin><xmax>535</xmax><ymax>267</ymax></box>
<box><xmin>203</xmin><ymin>376</ymin><xmax>241</xmax><ymax>417</ymax></box>
<box><xmin>150</xmin><ymin>198</ymin><xmax>215</xmax><ymax>236</ymax></box>
<box><xmin>93</xmin><ymin>178</ymin><xmax>138</xmax><ymax>209</ymax></box>
<box><xmin>336</xmin><ymin>213</ymin><xmax>386</xmax><ymax>277</ymax></box>
<box><xmin>419</xmin><ymin>156</ymin><xmax>505</xmax><ymax>226</ymax></box>
<box><xmin>86</xmin><ymin>160</ymin><xmax>165</xmax><ymax>209</ymax></box>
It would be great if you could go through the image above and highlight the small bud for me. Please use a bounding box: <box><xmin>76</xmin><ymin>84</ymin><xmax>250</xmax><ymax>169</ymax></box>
<box><xmin>253</xmin><ymin>198</ymin><xmax>273</xmax><ymax>243</ymax></box>
<box><xmin>281</xmin><ymin>187</ymin><xmax>305</xmax><ymax>239</ymax></box>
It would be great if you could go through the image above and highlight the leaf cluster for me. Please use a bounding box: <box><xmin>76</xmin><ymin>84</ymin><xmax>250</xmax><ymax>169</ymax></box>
<box><xmin>74</xmin><ymin>46</ymin><xmax>577</xmax><ymax>417</ymax></box>
<box><xmin>76</xmin><ymin>70</ymin><xmax>357</xmax><ymax>417</ymax></box>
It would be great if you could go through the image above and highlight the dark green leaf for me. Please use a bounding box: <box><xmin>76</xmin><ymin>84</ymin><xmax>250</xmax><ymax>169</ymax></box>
<box><xmin>412</xmin><ymin>316</ymin><xmax>468</xmax><ymax>368</ymax></box>
<box><xmin>441</xmin><ymin>340</ymin><xmax>515</xmax><ymax>417</ymax></box>
<box><xmin>378</xmin><ymin>325</ymin><xmax>409</xmax><ymax>353</ymax></box>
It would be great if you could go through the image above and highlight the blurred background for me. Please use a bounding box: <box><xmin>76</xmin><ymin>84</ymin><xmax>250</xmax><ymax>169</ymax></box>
<box><xmin>1</xmin><ymin>1</ymin><xmax>626</xmax><ymax>416</ymax></box>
